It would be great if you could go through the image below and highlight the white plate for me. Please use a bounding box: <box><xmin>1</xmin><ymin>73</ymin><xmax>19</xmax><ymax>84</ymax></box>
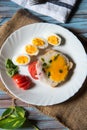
<box><xmin>0</xmin><ymin>23</ymin><xmax>87</xmax><ymax>106</ymax></box>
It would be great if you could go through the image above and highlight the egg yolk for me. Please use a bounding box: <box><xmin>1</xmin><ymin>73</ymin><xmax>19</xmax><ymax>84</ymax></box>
<box><xmin>16</xmin><ymin>56</ymin><xmax>29</xmax><ymax>64</ymax></box>
<box><xmin>47</xmin><ymin>35</ymin><xmax>59</xmax><ymax>45</ymax></box>
<box><xmin>25</xmin><ymin>45</ymin><xmax>38</xmax><ymax>54</ymax></box>
<box><xmin>32</xmin><ymin>38</ymin><xmax>45</xmax><ymax>46</ymax></box>
<box><xmin>44</xmin><ymin>55</ymin><xmax>69</xmax><ymax>82</ymax></box>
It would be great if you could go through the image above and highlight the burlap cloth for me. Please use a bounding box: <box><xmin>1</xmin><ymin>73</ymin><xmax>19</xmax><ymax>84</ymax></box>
<box><xmin>0</xmin><ymin>9</ymin><xmax>87</xmax><ymax>130</ymax></box>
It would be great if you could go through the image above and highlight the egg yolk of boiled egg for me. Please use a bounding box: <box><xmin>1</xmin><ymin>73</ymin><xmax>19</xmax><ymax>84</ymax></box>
<box><xmin>15</xmin><ymin>55</ymin><xmax>30</xmax><ymax>65</ymax></box>
<box><xmin>43</xmin><ymin>55</ymin><xmax>69</xmax><ymax>82</ymax></box>
<box><xmin>25</xmin><ymin>45</ymin><xmax>39</xmax><ymax>56</ymax></box>
<box><xmin>32</xmin><ymin>38</ymin><xmax>47</xmax><ymax>49</ymax></box>
<box><xmin>47</xmin><ymin>35</ymin><xmax>61</xmax><ymax>46</ymax></box>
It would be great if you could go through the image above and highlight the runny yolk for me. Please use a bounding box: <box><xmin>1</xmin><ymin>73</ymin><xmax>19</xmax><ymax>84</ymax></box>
<box><xmin>32</xmin><ymin>38</ymin><xmax>45</xmax><ymax>46</ymax></box>
<box><xmin>45</xmin><ymin>55</ymin><xmax>69</xmax><ymax>82</ymax></box>
<box><xmin>16</xmin><ymin>56</ymin><xmax>29</xmax><ymax>64</ymax></box>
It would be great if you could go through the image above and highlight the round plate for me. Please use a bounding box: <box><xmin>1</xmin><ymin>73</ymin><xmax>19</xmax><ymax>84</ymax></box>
<box><xmin>0</xmin><ymin>23</ymin><xmax>87</xmax><ymax>106</ymax></box>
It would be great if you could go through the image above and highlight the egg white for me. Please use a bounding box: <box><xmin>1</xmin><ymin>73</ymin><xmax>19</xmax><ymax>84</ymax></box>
<box><xmin>24</xmin><ymin>44</ymin><xmax>39</xmax><ymax>56</ymax></box>
<box><xmin>32</xmin><ymin>37</ymin><xmax>48</xmax><ymax>49</ymax></box>
<box><xmin>47</xmin><ymin>33</ymin><xmax>61</xmax><ymax>46</ymax></box>
<box><xmin>12</xmin><ymin>54</ymin><xmax>30</xmax><ymax>66</ymax></box>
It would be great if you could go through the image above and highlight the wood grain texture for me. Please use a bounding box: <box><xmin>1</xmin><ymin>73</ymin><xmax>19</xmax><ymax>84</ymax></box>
<box><xmin>0</xmin><ymin>105</ymin><xmax>67</xmax><ymax>130</ymax></box>
<box><xmin>0</xmin><ymin>0</ymin><xmax>87</xmax><ymax>39</ymax></box>
<box><xmin>0</xmin><ymin>92</ymin><xmax>68</xmax><ymax>130</ymax></box>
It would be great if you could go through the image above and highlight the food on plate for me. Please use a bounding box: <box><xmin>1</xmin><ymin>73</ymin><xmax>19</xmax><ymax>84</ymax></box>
<box><xmin>12</xmin><ymin>74</ymin><xmax>32</xmax><ymax>90</ymax></box>
<box><xmin>47</xmin><ymin>34</ymin><xmax>61</xmax><ymax>46</ymax></box>
<box><xmin>5</xmin><ymin>59</ymin><xmax>18</xmax><ymax>77</ymax></box>
<box><xmin>32</xmin><ymin>37</ymin><xmax>48</xmax><ymax>49</ymax></box>
<box><xmin>12</xmin><ymin>54</ymin><xmax>30</xmax><ymax>66</ymax></box>
<box><xmin>36</xmin><ymin>50</ymin><xmax>73</xmax><ymax>87</ymax></box>
<box><xmin>5</xmin><ymin>59</ymin><xmax>32</xmax><ymax>90</ymax></box>
<box><xmin>25</xmin><ymin>44</ymin><xmax>39</xmax><ymax>56</ymax></box>
<box><xmin>28</xmin><ymin>61</ymin><xmax>38</xmax><ymax>80</ymax></box>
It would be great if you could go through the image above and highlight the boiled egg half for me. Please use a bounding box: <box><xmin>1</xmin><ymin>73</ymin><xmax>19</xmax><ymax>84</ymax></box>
<box><xmin>13</xmin><ymin>54</ymin><xmax>30</xmax><ymax>66</ymax></box>
<box><xmin>47</xmin><ymin>34</ymin><xmax>61</xmax><ymax>46</ymax></box>
<box><xmin>25</xmin><ymin>44</ymin><xmax>39</xmax><ymax>56</ymax></box>
<box><xmin>32</xmin><ymin>37</ymin><xmax>48</xmax><ymax>49</ymax></box>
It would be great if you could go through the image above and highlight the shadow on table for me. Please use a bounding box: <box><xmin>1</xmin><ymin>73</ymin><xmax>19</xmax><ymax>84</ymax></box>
<box><xmin>18</xmin><ymin>110</ymin><xmax>39</xmax><ymax>130</ymax></box>
<box><xmin>21</xmin><ymin>119</ymin><xmax>39</xmax><ymax>129</ymax></box>
<box><xmin>77</xmin><ymin>34</ymin><xmax>87</xmax><ymax>53</ymax></box>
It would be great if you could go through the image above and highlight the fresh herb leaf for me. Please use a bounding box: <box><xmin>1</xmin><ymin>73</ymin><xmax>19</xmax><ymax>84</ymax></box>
<box><xmin>0</xmin><ymin>107</ymin><xmax>14</xmax><ymax>120</ymax></box>
<box><xmin>54</xmin><ymin>54</ymin><xmax>59</xmax><ymax>60</ymax></box>
<box><xmin>14</xmin><ymin>106</ymin><xmax>26</xmax><ymax>118</ymax></box>
<box><xmin>41</xmin><ymin>58</ymin><xmax>45</xmax><ymax>62</ymax></box>
<box><xmin>5</xmin><ymin>59</ymin><xmax>16</xmax><ymax>69</ymax></box>
<box><xmin>42</xmin><ymin>68</ymin><xmax>45</xmax><ymax>73</ymax></box>
<box><xmin>49</xmin><ymin>59</ymin><xmax>52</xmax><ymax>63</ymax></box>
<box><xmin>0</xmin><ymin>116</ymin><xmax>26</xmax><ymax>129</ymax></box>
<box><xmin>6</xmin><ymin>67</ymin><xmax>18</xmax><ymax>77</ymax></box>
<box><xmin>0</xmin><ymin>106</ymin><xmax>40</xmax><ymax>130</ymax></box>
<box><xmin>5</xmin><ymin>59</ymin><xmax>18</xmax><ymax>77</ymax></box>
<box><xmin>48</xmin><ymin>72</ymin><xmax>51</xmax><ymax>77</ymax></box>
<box><xmin>0</xmin><ymin>107</ymin><xmax>26</xmax><ymax>129</ymax></box>
<box><xmin>42</xmin><ymin>62</ymin><xmax>47</xmax><ymax>66</ymax></box>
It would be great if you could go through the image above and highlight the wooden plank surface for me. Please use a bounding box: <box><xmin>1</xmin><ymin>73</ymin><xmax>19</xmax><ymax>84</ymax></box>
<box><xmin>0</xmin><ymin>91</ymin><xmax>68</xmax><ymax>130</ymax></box>
<box><xmin>0</xmin><ymin>0</ymin><xmax>87</xmax><ymax>39</ymax></box>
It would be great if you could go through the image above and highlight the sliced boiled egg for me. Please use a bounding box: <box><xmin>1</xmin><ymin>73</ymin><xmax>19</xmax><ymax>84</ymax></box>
<box><xmin>47</xmin><ymin>34</ymin><xmax>61</xmax><ymax>46</ymax></box>
<box><xmin>12</xmin><ymin>54</ymin><xmax>30</xmax><ymax>66</ymax></box>
<box><xmin>25</xmin><ymin>44</ymin><xmax>39</xmax><ymax>56</ymax></box>
<box><xmin>32</xmin><ymin>37</ymin><xmax>48</xmax><ymax>49</ymax></box>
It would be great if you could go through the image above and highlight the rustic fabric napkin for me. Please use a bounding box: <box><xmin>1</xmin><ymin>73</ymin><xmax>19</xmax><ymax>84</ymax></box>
<box><xmin>0</xmin><ymin>9</ymin><xmax>87</xmax><ymax>130</ymax></box>
<box><xmin>11</xmin><ymin>0</ymin><xmax>77</xmax><ymax>23</ymax></box>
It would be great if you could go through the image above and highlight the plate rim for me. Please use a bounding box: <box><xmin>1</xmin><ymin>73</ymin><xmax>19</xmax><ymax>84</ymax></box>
<box><xmin>0</xmin><ymin>22</ymin><xmax>87</xmax><ymax>106</ymax></box>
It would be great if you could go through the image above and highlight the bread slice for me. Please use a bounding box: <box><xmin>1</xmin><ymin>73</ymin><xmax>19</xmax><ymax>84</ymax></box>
<box><xmin>36</xmin><ymin>50</ymin><xmax>73</xmax><ymax>87</ymax></box>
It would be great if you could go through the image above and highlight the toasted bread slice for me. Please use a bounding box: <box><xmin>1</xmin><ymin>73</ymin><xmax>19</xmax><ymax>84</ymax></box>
<box><xmin>36</xmin><ymin>50</ymin><xmax>73</xmax><ymax>87</ymax></box>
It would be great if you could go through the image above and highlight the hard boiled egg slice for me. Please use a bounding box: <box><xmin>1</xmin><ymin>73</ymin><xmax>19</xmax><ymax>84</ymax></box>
<box><xmin>25</xmin><ymin>44</ymin><xmax>39</xmax><ymax>56</ymax></box>
<box><xmin>47</xmin><ymin>34</ymin><xmax>61</xmax><ymax>46</ymax></box>
<box><xmin>32</xmin><ymin>37</ymin><xmax>48</xmax><ymax>49</ymax></box>
<box><xmin>13</xmin><ymin>54</ymin><xmax>30</xmax><ymax>66</ymax></box>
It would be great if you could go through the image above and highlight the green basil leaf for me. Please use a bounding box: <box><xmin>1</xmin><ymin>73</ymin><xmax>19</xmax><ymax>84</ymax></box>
<box><xmin>5</xmin><ymin>59</ymin><xmax>15</xmax><ymax>69</ymax></box>
<box><xmin>0</xmin><ymin>116</ymin><xmax>26</xmax><ymax>129</ymax></box>
<box><xmin>6</xmin><ymin>68</ymin><xmax>18</xmax><ymax>77</ymax></box>
<box><xmin>0</xmin><ymin>107</ymin><xmax>26</xmax><ymax>129</ymax></box>
<box><xmin>2</xmin><ymin>108</ymin><xmax>13</xmax><ymax>117</ymax></box>
<box><xmin>5</xmin><ymin>59</ymin><xmax>18</xmax><ymax>77</ymax></box>
<box><xmin>14</xmin><ymin>106</ymin><xmax>25</xmax><ymax>118</ymax></box>
<box><xmin>0</xmin><ymin>106</ymin><xmax>40</xmax><ymax>130</ymax></box>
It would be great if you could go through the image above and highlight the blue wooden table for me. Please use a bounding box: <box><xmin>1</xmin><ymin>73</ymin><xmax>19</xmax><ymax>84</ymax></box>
<box><xmin>0</xmin><ymin>0</ymin><xmax>87</xmax><ymax>130</ymax></box>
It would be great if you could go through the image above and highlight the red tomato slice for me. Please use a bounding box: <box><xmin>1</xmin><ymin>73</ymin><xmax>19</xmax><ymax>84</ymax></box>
<box><xmin>22</xmin><ymin>82</ymin><xmax>32</xmax><ymax>90</ymax></box>
<box><xmin>17</xmin><ymin>81</ymin><xmax>30</xmax><ymax>88</ymax></box>
<box><xmin>15</xmin><ymin>76</ymin><xmax>28</xmax><ymax>84</ymax></box>
<box><xmin>28</xmin><ymin>61</ymin><xmax>38</xmax><ymax>80</ymax></box>
<box><xmin>12</xmin><ymin>74</ymin><xmax>24</xmax><ymax>80</ymax></box>
<box><xmin>12</xmin><ymin>74</ymin><xmax>32</xmax><ymax>90</ymax></box>
<box><xmin>12</xmin><ymin>74</ymin><xmax>29</xmax><ymax>83</ymax></box>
